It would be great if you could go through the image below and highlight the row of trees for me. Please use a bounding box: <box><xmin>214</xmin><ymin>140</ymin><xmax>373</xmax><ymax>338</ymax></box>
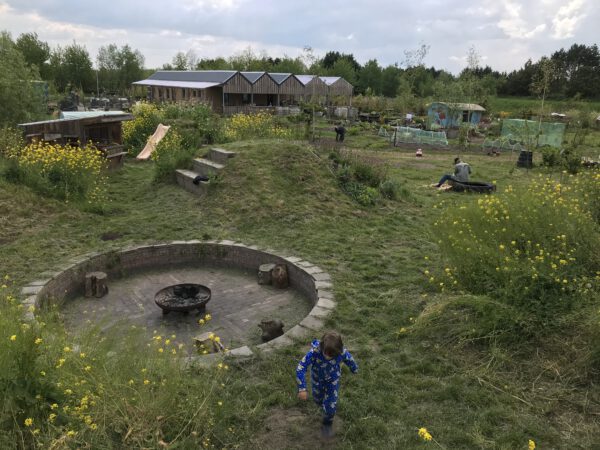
<box><xmin>4</xmin><ymin>29</ymin><xmax>600</xmax><ymax>107</ymax></box>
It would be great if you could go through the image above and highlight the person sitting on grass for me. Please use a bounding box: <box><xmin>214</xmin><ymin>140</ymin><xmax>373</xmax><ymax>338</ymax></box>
<box><xmin>296</xmin><ymin>331</ymin><xmax>358</xmax><ymax>439</ymax></box>
<box><xmin>435</xmin><ymin>157</ymin><xmax>471</xmax><ymax>187</ymax></box>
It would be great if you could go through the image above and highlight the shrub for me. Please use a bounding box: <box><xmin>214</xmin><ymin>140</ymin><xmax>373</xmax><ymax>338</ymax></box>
<box><xmin>123</xmin><ymin>102</ymin><xmax>163</xmax><ymax>156</ymax></box>
<box><xmin>0</xmin><ymin>126</ymin><xmax>24</xmax><ymax>157</ymax></box>
<box><xmin>0</xmin><ymin>280</ymin><xmax>233</xmax><ymax>448</ymax></box>
<box><xmin>151</xmin><ymin>129</ymin><xmax>193</xmax><ymax>182</ymax></box>
<box><xmin>432</xmin><ymin>174</ymin><xmax>600</xmax><ymax>329</ymax></box>
<box><xmin>539</xmin><ymin>146</ymin><xmax>561</xmax><ymax>167</ymax></box>
<box><xmin>224</xmin><ymin>113</ymin><xmax>292</xmax><ymax>141</ymax></box>
<box><xmin>5</xmin><ymin>141</ymin><xmax>107</xmax><ymax>202</ymax></box>
<box><xmin>329</xmin><ymin>149</ymin><xmax>408</xmax><ymax>205</ymax></box>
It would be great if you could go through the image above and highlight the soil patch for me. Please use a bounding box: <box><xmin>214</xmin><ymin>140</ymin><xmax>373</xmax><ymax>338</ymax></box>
<box><xmin>248</xmin><ymin>407</ymin><xmax>344</xmax><ymax>449</ymax></box>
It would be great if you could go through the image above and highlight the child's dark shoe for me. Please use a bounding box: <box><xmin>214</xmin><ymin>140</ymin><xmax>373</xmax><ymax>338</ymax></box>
<box><xmin>321</xmin><ymin>423</ymin><xmax>334</xmax><ymax>439</ymax></box>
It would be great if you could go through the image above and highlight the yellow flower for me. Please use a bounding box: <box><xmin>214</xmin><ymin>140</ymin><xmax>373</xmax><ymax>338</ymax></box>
<box><xmin>34</xmin><ymin>338</ymin><xmax>42</xmax><ymax>345</ymax></box>
<box><xmin>50</xmin><ymin>403</ymin><xmax>58</xmax><ymax>410</ymax></box>
<box><xmin>528</xmin><ymin>439</ymin><xmax>536</xmax><ymax>450</ymax></box>
<box><xmin>24</xmin><ymin>418</ymin><xmax>33</xmax><ymax>427</ymax></box>
<box><xmin>418</xmin><ymin>427</ymin><xmax>432</xmax><ymax>441</ymax></box>
<box><xmin>198</xmin><ymin>319</ymin><xmax>205</xmax><ymax>325</ymax></box>
<box><xmin>10</xmin><ymin>335</ymin><xmax>16</xmax><ymax>341</ymax></box>
<box><xmin>143</xmin><ymin>379</ymin><xmax>150</xmax><ymax>385</ymax></box>
<box><xmin>49</xmin><ymin>413</ymin><xmax>56</xmax><ymax>423</ymax></box>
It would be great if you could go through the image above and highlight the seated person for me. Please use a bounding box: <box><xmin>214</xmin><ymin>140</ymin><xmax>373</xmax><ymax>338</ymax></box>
<box><xmin>435</xmin><ymin>157</ymin><xmax>471</xmax><ymax>187</ymax></box>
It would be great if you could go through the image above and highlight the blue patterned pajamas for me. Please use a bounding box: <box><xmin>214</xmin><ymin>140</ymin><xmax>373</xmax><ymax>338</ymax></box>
<box><xmin>296</xmin><ymin>339</ymin><xmax>358</xmax><ymax>424</ymax></box>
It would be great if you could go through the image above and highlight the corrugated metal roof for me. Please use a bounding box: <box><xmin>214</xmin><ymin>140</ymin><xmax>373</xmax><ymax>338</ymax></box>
<box><xmin>240</xmin><ymin>71</ymin><xmax>266</xmax><ymax>84</ymax></box>
<box><xmin>60</xmin><ymin>111</ymin><xmax>128</xmax><ymax>120</ymax></box>
<box><xmin>429</xmin><ymin>102</ymin><xmax>485</xmax><ymax>112</ymax></box>
<box><xmin>147</xmin><ymin>70</ymin><xmax>237</xmax><ymax>84</ymax></box>
<box><xmin>132</xmin><ymin>79</ymin><xmax>221</xmax><ymax>89</ymax></box>
<box><xmin>19</xmin><ymin>113</ymin><xmax>133</xmax><ymax>127</ymax></box>
<box><xmin>296</xmin><ymin>75</ymin><xmax>316</xmax><ymax>85</ymax></box>
<box><xmin>319</xmin><ymin>76</ymin><xmax>341</xmax><ymax>86</ymax></box>
<box><xmin>269</xmin><ymin>73</ymin><xmax>292</xmax><ymax>84</ymax></box>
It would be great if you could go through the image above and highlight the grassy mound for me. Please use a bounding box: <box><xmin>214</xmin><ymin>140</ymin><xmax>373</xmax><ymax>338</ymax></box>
<box><xmin>1</xmin><ymin>138</ymin><xmax>599</xmax><ymax>448</ymax></box>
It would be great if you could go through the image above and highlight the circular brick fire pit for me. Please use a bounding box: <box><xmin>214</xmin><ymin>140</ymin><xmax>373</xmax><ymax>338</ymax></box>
<box><xmin>155</xmin><ymin>283</ymin><xmax>211</xmax><ymax>315</ymax></box>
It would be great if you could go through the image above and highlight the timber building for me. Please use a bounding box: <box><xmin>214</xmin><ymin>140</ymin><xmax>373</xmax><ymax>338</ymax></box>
<box><xmin>133</xmin><ymin>70</ymin><xmax>353</xmax><ymax>115</ymax></box>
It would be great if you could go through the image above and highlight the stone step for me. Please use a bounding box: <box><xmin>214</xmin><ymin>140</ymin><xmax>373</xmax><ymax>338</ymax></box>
<box><xmin>175</xmin><ymin>169</ymin><xmax>209</xmax><ymax>195</ymax></box>
<box><xmin>192</xmin><ymin>158</ymin><xmax>225</xmax><ymax>177</ymax></box>
<box><xmin>208</xmin><ymin>147</ymin><xmax>236</xmax><ymax>165</ymax></box>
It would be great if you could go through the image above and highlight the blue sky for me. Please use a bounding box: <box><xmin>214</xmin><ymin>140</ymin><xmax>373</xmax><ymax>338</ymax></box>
<box><xmin>1</xmin><ymin>0</ymin><xmax>598</xmax><ymax>73</ymax></box>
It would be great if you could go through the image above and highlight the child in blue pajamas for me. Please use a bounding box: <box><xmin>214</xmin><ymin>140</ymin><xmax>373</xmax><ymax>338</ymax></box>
<box><xmin>296</xmin><ymin>331</ymin><xmax>358</xmax><ymax>437</ymax></box>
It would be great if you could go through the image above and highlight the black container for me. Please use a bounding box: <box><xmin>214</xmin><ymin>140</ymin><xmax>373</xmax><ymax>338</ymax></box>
<box><xmin>517</xmin><ymin>150</ymin><xmax>533</xmax><ymax>168</ymax></box>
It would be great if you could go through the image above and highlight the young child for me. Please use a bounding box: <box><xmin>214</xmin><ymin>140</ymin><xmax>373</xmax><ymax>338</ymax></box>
<box><xmin>296</xmin><ymin>331</ymin><xmax>358</xmax><ymax>438</ymax></box>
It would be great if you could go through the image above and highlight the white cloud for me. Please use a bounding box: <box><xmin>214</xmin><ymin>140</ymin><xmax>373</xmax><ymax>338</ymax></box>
<box><xmin>552</xmin><ymin>0</ymin><xmax>586</xmax><ymax>38</ymax></box>
<box><xmin>0</xmin><ymin>0</ymin><xmax>597</xmax><ymax>74</ymax></box>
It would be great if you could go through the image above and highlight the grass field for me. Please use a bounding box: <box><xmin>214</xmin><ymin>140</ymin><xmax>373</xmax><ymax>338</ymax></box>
<box><xmin>1</xmin><ymin>125</ymin><xmax>599</xmax><ymax>449</ymax></box>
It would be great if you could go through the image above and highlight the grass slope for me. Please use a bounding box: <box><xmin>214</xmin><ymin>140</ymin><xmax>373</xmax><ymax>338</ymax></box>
<box><xmin>1</xmin><ymin>138</ymin><xmax>598</xmax><ymax>449</ymax></box>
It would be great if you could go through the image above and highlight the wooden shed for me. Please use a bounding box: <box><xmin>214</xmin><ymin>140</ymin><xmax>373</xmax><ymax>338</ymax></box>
<box><xmin>269</xmin><ymin>73</ymin><xmax>304</xmax><ymax>106</ymax></box>
<box><xmin>18</xmin><ymin>111</ymin><xmax>133</xmax><ymax>169</ymax></box>
<box><xmin>133</xmin><ymin>70</ymin><xmax>238</xmax><ymax>114</ymax></box>
<box><xmin>296</xmin><ymin>75</ymin><xmax>328</xmax><ymax>103</ymax></box>
<box><xmin>428</xmin><ymin>102</ymin><xmax>486</xmax><ymax>128</ymax></box>
<box><xmin>240</xmin><ymin>72</ymin><xmax>278</xmax><ymax>107</ymax></box>
<box><xmin>320</xmin><ymin>77</ymin><xmax>354</xmax><ymax>104</ymax></box>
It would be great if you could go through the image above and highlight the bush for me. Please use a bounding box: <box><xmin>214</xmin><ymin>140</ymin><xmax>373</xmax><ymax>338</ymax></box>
<box><xmin>432</xmin><ymin>174</ymin><xmax>600</xmax><ymax>330</ymax></box>
<box><xmin>0</xmin><ymin>280</ymin><xmax>233</xmax><ymax>448</ymax></box>
<box><xmin>151</xmin><ymin>129</ymin><xmax>194</xmax><ymax>182</ymax></box>
<box><xmin>224</xmin><ymin>113</ymin><xmax>292</xmax><ymax>141</ymax></box>
<box><xmin>122</xmin><ymin>103</ymin><xmax>163</xmax><ymax>156</ymax></box>
<box><xmin>0</xmin><ymin>126</ymin><xmax>24</xmax><ymax>157</ymax></box>
<box><xmin>4</xmin><ymin>141</ymin><xmax>107</xmax><ymax>202</ymax></box>
<box><xmin>540</xmin><ymin>146</ymin><xmax>561</xmax><ymax>167</ymax></box>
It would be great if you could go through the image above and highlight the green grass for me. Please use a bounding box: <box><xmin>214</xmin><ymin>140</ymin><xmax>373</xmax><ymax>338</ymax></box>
<box><xmin>1</xmin><ymin>127</ymin><xmax>599</xmax><ymax>448</ymax></box>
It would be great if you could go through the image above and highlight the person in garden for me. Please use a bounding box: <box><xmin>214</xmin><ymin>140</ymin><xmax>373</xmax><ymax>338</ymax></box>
<box><xmin>334</xmin><ymin>123</ymin><xmax>346</xmax><ymax>142</ymax></box>
<box><xmin>296</xmin><ymin>331</ymin><xmax>358</xmax><ymax>438</ymax></box>
<box><xmin>435</xmin><ymin>157</ymin><xmax>471</xmax><ymax>187</ymax></box>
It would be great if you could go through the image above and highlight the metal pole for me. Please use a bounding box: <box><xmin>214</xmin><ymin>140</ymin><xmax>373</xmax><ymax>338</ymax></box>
<box><xmin>96</xmin><ymin>69</ymin><xmax>99</xmax><ymax>97</ymax></box>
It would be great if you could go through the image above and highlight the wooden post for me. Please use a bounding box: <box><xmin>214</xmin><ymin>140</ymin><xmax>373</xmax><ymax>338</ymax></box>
<box><xmin>258</xmin><ymin>263</ymin><xmax>276</xmax><ymax>285</ymax></box>
<box><xmin>85</xmin><ymin>272</ymin><xmax>108</xmax><ymax>298</ymax></box>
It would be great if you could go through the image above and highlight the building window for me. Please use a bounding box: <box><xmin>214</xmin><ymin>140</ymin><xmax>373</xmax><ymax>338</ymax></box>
<box><xmin>242</xmin><ymin>93</ymin><xmax>251</xmax><ymax>104</ymax></box>
<box><xmin>224</xmin><ymin>93</ymin><xmax>230</xmax><ymax>105</ymax></box>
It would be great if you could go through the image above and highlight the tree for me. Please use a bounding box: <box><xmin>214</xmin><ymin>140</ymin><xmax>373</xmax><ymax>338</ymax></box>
<box><xmin>357</xmin><ymin>59</ymin><xmax>382</xmax><ymax>95</ymax></box>
<box><xmin>50</xmin><ymin>42</ymin><xmax>94</xmax><ymax>92</ymax></box>
<box><xmin>171</xmin><ymin>52</ymin><xmax>188</xmax><ymax>70</ymax></box>
<box><xmin>272</xmin><ymin>56</ymin><xmax>306</xmax><ymax>74</ymax></box>
<box><xmin>327</xmin><ymin>58</ymin><xmax>358</xmax><ymax>86</ymax></box>
<box><xmin>97</xmin><ymin>44</ymin><xmax>147</xmax><ymax>94</ymax></box>
<box><xmin>381</xmin><ymin>65</ymin><xmax>400</xmax><ymax>97</ymax></box>
<box><xmin>15</xmin><ymin>32</ymin><xmax>50</xmax><ymax>79</ymax></box>
<box><xmin>196</xmin><ymin>57</ymin><xmax>230</xmax><ymax>70</ymax></box>
<box><xmin>0</xmin><ymin>32</ymin><xmax>45</xmax><ymax>125</ymax></box>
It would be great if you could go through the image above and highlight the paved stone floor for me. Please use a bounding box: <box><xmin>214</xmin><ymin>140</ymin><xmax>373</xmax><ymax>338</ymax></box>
<box><xmin>61</xmin><ymin>265</ymin><xmax>313</xmax><ymax>353</ymax></box>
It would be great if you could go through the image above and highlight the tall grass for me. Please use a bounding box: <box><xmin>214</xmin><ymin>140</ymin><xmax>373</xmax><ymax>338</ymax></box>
<box><xmin>0</xmin><ymin>281</ymin><xmax>236</xmax><ymax>449</ymax></box>
<box><xmin>432</xmin><ymin>172</ymin><xmax>600</xmax><ymax>331</ymax></box>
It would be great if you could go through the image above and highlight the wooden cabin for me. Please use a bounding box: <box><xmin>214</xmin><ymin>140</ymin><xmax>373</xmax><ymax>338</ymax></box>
<box><xmin>427</xmin><ymin>102</ymin><xmax>486</xmax><ymax>128</ymax></box>
<box><xmin>320</xmin><ymin>77</ymin><xmax>354</xmax><ymax>105</ymax></box>
<box><xmin>133</xmin><ymin>70</ymin><xmax>353</xmax><ymax>115</ymax></box>
<box><xmin>18</xmin><ymin>111</ymin><xmax>133</xmax><ymax>169</ymax></box>
<box><xmin>296</xmin><ymin>75</ymin><xmax>328</xmax><ymax>103</ymax></box>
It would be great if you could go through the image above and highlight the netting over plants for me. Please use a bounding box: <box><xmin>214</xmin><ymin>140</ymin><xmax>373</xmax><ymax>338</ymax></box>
<box><xmin>501</xmin><ymin>119</ymin><xmax>566</xmax><ymax>148</ymax></box>
<box><xmin>390</xmin><ymin>127</ymin><xmax>448</xmax><ymax>146</ymax></box>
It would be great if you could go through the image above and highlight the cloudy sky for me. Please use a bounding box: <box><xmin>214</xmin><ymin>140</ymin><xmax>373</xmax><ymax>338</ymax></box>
<box><xmin>1</xmin><ymin>0</ymin><xmax>598</xmax><ymax>73</ymax></box>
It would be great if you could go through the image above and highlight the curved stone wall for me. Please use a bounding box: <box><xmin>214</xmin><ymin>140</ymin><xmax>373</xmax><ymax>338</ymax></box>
<box><xmin>21</xmin><ymin>241</ymin><xmax>336</xmax><ymax>357</ymax></box>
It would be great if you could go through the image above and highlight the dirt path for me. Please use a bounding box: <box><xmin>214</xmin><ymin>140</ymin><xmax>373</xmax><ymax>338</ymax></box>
<box><xmin>246</xmin><ymin>407</ymin><xmax>345</xmax><ymax>450</ymax></box>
